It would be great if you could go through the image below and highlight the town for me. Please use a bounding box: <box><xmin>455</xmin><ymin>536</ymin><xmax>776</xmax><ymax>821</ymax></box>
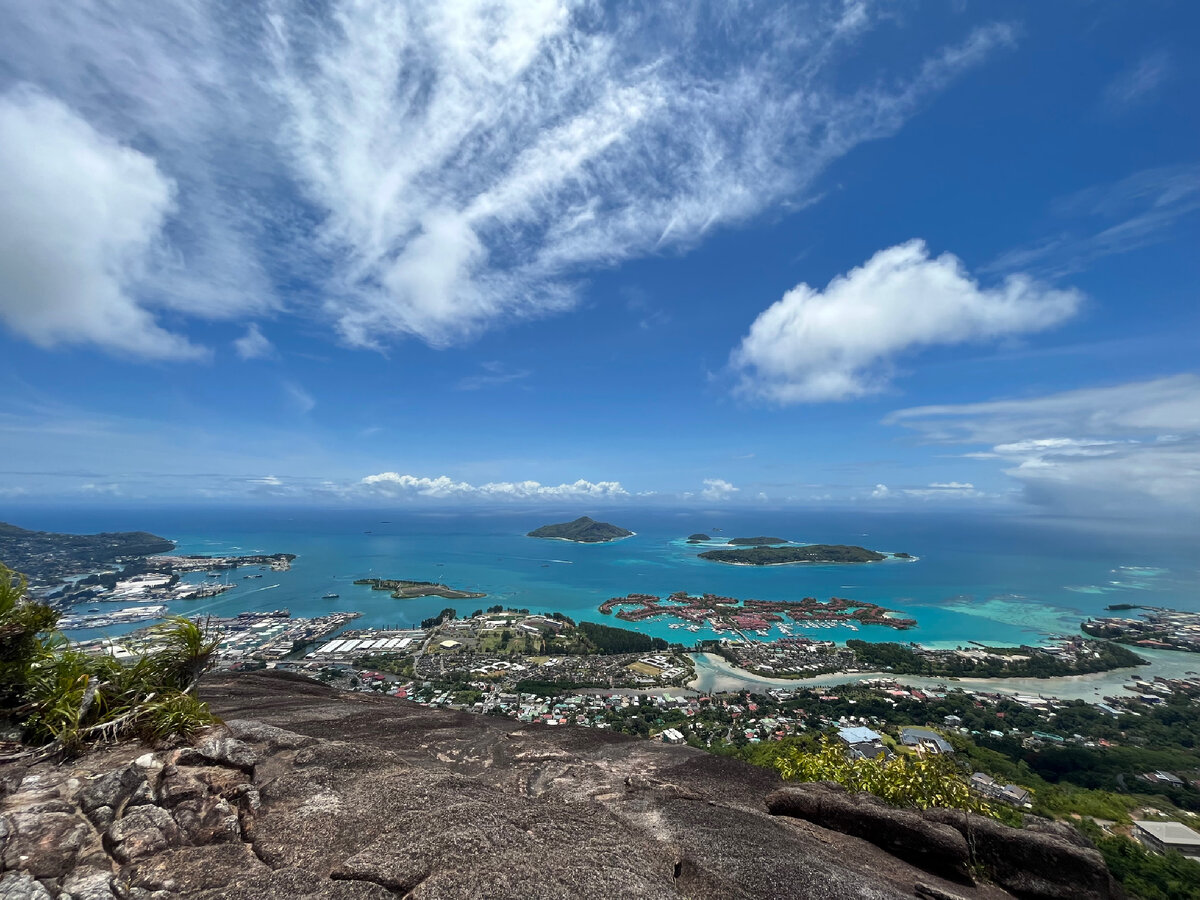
<box><xmin>1083</xmin><ymin>606</ymin><xmax>1200</xmax><ymax>653</ymax></box>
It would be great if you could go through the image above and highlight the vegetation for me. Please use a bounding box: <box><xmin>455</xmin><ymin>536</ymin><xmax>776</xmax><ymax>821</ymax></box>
<box><xmin>1076</xmin><ymin>820</ymin><xmax>1200</xmax><ymax>900</ymax></box>
<box><xmin>751</xmin><ymin>735</ymin><xmax>1006</xmax><ymax>819</ymax></box>
<box><xmin>420</xmin><ymin>607</ymin><xmax>457</xmax><ymax>629</ymax></box>
<box><xmin>686</xmin><ymin>533</ymin><xmax>711</xmax><ymax>542</ymax></box>
<box><xmin>354</xmin><ymin>577</ymin><xmax>486</xmax><ymax>600</ymax></box>
<box><xmin>576</xmin><ymin>620</ymin><xmax>667</xmax><ymax>654</ymax></box>
<box><xmin>699</xmin><ymin>544</ymin><xmax>886</xmax><ymax>565</ymax></box>
<box><xmin>726</xmin><ymin>536</ymin><xmax>790</xmax><ymax>545</ymax></box>
<box><xmin>0</xmin><ymin>562</ymin><xmax>220</xmax><ymax>756</ymax></box>
<box><xmin>846</xmin><ymin>639</ymin><xmax>1147</xmax><ymax>678</ymax></box>
<box><xmin>526</xmin><ymin>516</ymin><xmax>633</xmax><ymax>543</ymax></box>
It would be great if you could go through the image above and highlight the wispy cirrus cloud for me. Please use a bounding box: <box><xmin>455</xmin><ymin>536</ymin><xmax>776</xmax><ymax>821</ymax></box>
<box><xmin>985</xmin><ymin>165</ymin><xmax>1200</xmax><ymax>277</ymax></box>
<box><xmin>886</xmin><ymin>374</ymin><xmax>1200</xmax><ymax>516</ymax></box>
<box><xmin>0</xmin><ymin>0</ymin><xmax>1016</xmax><ymax>357</ymax></box>
<box><xmin>1101</xmin><ymin>50</ymin><xmax>1169</xmax><ymax>114</ymax></box>
<box><xmin>455</xmin><ymin>361</ymin><xmax>531</xmax><ymax>391</ymax></box>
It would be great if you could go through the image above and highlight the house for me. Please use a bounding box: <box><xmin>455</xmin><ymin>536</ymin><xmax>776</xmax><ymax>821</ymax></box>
<box><xmin>970</xmin><ymin>773</ymin><xmax>1032</xmax><ymax>807</ymax></box>
<box><xmin>661</xmin><ymin>728</ymin><xmax>685</xmax><ymax>744</ymax></box>
<box><xmin>943</xmin><ymin>715</ymin><xmax>963</xmax><ymax>727</ymax></box>
<box><xmin>836</xmin><ymin>726</ymin><xmax>889</xmax><ymax>761</ymax></box>
<box><xmin>1133</xmin><ymin>820</ymin><xmax>1200</xmax><ymax>859</ymax></box>
<box><xmin>899</xmin><ymin>726</ymin><xmax>953</xmax><ymax>755</ymax></box>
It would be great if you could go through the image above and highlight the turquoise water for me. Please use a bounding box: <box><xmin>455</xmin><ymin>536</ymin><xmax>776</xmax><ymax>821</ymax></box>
<box><xmin>16</xmin><ymin>506</ymin><xmax>1198</xmax><ymax>650</ymax></box>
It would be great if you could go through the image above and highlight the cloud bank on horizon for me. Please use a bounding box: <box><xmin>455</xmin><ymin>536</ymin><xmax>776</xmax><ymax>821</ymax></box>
<box><xmin>0</xmin><ymin>0</ymin><xmax>1014</xmax><ymax>356</ymax></box>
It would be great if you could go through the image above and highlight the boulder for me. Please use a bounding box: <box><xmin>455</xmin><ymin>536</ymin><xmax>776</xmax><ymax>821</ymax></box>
<box><xmin>923</xmin><ymin>808</ymin><xmax>1119</xmax><ymax>900</ymax></box>
<box><xmin>766</xmin><ymin>783</ymin><xmax>972</xmax><ymax>882</ymax></box>
<box><xmin>104</xmin><ymin>807</ymin><xmax>179</xmax><ymax>865</ymax></box>
<box><xmin>59</xmin><ymin>867</ymin><xmax>118</xmax><ymax>900</ymax></box>
<box><xmin>171</xmin><ymin>796</ymin><xmax>241</xmax><ymax>845</ymax></box>
<box><xmin>1</xmin><ymin>810</ymin><xmax>94</xmax><ymax>879</ymax></box>
<box><xmin>0</xmin><ymin>870</ymin><xmax>52</xmax><ymax>900</ymax></box>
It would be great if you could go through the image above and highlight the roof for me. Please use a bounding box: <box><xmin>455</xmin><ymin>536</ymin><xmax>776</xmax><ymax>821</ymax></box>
<box><xmin>899</xmin><ymin>726</ymin><xmax>953</xmax><ymax>753</ymax></box>
<box><xmin>1134</xmin><ymin>820</ymin><xmax>1200</xmax><ymax>845</ymax></box>
<box><xmin>837</xmin><ymin>726</ymin><xmax>882</xmax><ymax>744</ymax></box>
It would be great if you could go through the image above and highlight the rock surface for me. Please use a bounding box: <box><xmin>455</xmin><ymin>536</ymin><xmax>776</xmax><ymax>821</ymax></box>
<box><xmin>0</xmin><ymin>671</ymin><xmax>1120</xmax><ymax>899</ymax></box>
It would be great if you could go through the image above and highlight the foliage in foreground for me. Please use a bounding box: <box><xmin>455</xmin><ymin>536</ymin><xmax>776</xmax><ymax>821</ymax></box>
<box><xmin>0</xmin><ymin>562</ymin><xmax>221</xmax><ymax>755</ymax></box>
<box><xmin>758</xmin><ymin>736</ymin><xmax>1011</xmax><ymax>821</ymax></box>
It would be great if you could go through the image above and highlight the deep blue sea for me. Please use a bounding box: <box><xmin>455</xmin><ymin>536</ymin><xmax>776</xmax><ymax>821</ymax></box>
<box><xmin>13</xmin><ymin>506</ymin><xmax>1199</xmax><ymax>650</ymax></box>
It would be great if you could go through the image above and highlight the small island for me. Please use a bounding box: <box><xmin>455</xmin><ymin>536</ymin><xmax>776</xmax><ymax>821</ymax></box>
<box><xmin>686</xmin><ymin>533</ymin><xmax>711</xmax><ymax>543</ymax></box>
<box><xmin>726</xmin><ymin>536</ymin><xmax>790</xmax><ymax>546</ymax></box>
<box><xmin>354</xmin><ymin>578</ymin><xmax>486</xmax><ymax>600</ymax></box>
<box><xmin>698</xmin><ymin>544</ymin><xmax>887</xmax><ymax>565</ymax></box>
<box><xmin>526</xmin><ymin>516</ymin><xmax>633</xmax><ymax>543</ymax></box>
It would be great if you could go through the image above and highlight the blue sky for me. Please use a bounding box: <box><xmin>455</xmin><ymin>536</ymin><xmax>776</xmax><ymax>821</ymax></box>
<box><xmin>0</xmin><ymin>0</ymin><xmax>1197</xmax><ymax>524</ymax></box>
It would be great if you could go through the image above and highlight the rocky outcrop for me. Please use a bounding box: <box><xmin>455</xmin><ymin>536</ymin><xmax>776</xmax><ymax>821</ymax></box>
<box><xmin>0</xmin><ymin>671</ymin><xmax>1118</xmax><ymax>899</ymax></box>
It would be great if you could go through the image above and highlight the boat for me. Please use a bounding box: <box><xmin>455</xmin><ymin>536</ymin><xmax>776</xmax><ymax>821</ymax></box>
<box><xmin>322</xmin><ymin>592</ymin><xmax>340</xmax><ymax>599</ymax></box>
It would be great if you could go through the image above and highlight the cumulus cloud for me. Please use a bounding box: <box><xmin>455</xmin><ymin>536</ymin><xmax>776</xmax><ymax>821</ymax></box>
<box><xmin>701</xmin><ymin>478</ymin><xmax>739</xmax><ymax>501</ymax></box>
<box><xmin>233</xmin><ymin>324</ymin><xmax>275</xmax><ymax>360</ymax></box>
<box><xmin>360</xmin><ymin>473</ymin><xmax>628</xmax><ymax>501</ymax></box>
<box><xmin>732</xmin><ymin>240</ymin><xmax>1081</xmax><ymax>403</ymax></box>
<box><xmin>0</xmin><ymin>87</ymin><xmax>203</xmax><ymax>359</ymax></box>
<box><xmin>886</xmin><ymin>374</ymin><xmax>1200</xmax><ymax>516</ymax></box>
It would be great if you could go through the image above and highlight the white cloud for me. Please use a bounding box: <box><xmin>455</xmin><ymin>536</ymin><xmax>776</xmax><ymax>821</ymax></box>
<box><xmin>1101</xmin><ymin>50</ymin><xmax>1169</xmax><ymax>113</ymax></box>
<box><xmin>455</xmin><ymin>361</ymin><xmax>531</xmax><ymax>391</ymax></box>
<box><xmin>986</xmin><ymin>165</ymin><xmax>1200</xmax><ymax>277</ymax></box>
<box><xmin>282</xmin><ymin>381</ymin><xmax>315</xmax><ymax>414</ymax></box>
<box><xmin>701</xmin><ymin>478</ymin><xmax>739</xmax><ymax>501</ymax></box>
<box><xmin>360</xmin><ymin>472</ymin><xmax>628</xmax><ymax>501</ymax></box>
<box><xmin>887</xmin><ymin>374</ymin><xmax>1200</xmax><ymax>517</ymax></box>
<box><xmin>0</xmin><ymin>87</ymin><xmax>204</xmax><ymax>360</ymax></box>
<box><xmin>233</xmin><ymin>324</ymin><xmax>275</xmax><ymax>360</ymax></box>
<box><xmin>265</xmin><ymin>3</ymin><xmax>1013</xmax><ymax>346</ymax></box>
<box><xmin>0</xmin><ymin>3</ymin><xmax>1016</xmax><ymax>353</ymax></box>
<box><xmin>732</xmin><ymin>240</ymin><xmax>1081</xmax><ymax>403</ymax></box>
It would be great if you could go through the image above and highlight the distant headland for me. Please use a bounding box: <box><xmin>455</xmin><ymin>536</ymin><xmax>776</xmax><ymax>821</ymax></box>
<box><xmin>527</xmin><ymin>516</ymin><xmax>633</xmax><ymax>543</ymax></box>
<box><xmin>698</xmin><ymin>544</ymin><xmax>888</xmax><ymax>565</ymax></box>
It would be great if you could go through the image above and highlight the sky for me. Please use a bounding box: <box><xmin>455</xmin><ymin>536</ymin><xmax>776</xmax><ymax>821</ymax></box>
<box><xmin>0</xmin><ymin>0</ymin><xmax>1197</xmax><ymax>526</ymax></box>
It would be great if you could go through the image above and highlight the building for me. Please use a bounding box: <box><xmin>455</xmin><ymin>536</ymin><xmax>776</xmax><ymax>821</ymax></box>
<box><xmin>943</xmin><ymin>715</ymin><xmax>963</xmax><ymax>727</ymax></box>
<box><xmin>899</xmin><ymin>726</ymin><xmax>953</xmax><ymax>755</ymax></box>
<box><xmin>836</xmin><ymin>726</ymin><xmax>889</xmax><ymax>761</ymax></box>
<box><xmin>1133</xmin><ymin>820</ymin><xmax>1200</xmax><ymax>859</ymax></box>
<box><xmin>661</xmin><ymin>728</ymin><xmax>685</xmax><ymax>744</ymax></box>
<box><xmin>970</xmin><ymin>773</ymin><xmax>1032</xmax><ymax>807</ymax></box>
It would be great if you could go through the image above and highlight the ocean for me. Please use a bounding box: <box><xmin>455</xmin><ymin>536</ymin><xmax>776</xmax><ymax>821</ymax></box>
<box><xmin>14</xmin><ymin>506</ymin><xmax>1199</xmax><ymax>651</ymax></box>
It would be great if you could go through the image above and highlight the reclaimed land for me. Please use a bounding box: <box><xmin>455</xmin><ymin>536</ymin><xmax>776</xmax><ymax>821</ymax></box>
<box><xmin>354</xmin><ymin>577</ymin><xmax>486</xmax><ymax>600</ymax></box>
<box><xmin>699</xmin><ymin>544</ymin><xmax>887</xmax><ymax>565</ymax></box>
<box><xmin>599</xmin><ymin>591</ymin><xmax>916</xmax><ymax>631</ymax></box>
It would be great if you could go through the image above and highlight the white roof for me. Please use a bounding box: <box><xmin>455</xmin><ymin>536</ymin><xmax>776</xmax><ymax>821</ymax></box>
<box><xmin>1135</xmin><ymin>820</ymin><xmax>1200</xmax><ymax>844</ymax></box>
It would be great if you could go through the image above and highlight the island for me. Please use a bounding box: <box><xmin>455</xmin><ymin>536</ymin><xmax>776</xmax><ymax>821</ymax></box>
<box><xmin>0</xmin><ymin>521</ymin><xmax>175</xmax><ymax>586</ymax></box>
<box><xmin>893</xmin><ymin>552</ymin><xmax>912</xmax><ymax>559</ymax></box>
<box><xmin>599</xmin><ymin>591</ymin><xmax>915</xmax><ymax>632</ymax></box>
<box><xmin>726</xmin><ymin>535</ymin><xmax>790</xmax><ymax>545</ymax></box>
<box><xmin>686</xmin><ymin>533</ymin><xmax>711</xmax><ymax>543</ymax></box>
<box><xmin>698</xmin><ymin>544</ymin><xmax>887</xmax><ymax>565</ymax></box>
<box><xmin>354</xmin><ymin>578</ymin><xmax>487</xmax><ymax>600</ymax></box>
<box><xmin>526</xmin><ymin>516</ymin><xmax>633</xmax><ymax>543</ymax></box>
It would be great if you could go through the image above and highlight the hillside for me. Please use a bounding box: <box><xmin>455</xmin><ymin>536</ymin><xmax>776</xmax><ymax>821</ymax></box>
<box><xmin>0</xmin><ymin>521</ymin><xmax>175</xmax><ymax>583</ymax></box>
<box><xmin>0</xmin><ymin>671</ymin><xmax>1120</xmax><ymax>899</ymax></box>
<box><xmin>526</xmin><ymin>516</ymin><xmax>633</xmax><ymax>543</ymax></box>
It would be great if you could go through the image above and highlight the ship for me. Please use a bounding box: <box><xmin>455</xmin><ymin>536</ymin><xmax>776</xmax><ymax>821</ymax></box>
<box><xmin>322</xmin><ymin>592</ymin><xmax>340</xmax><ymax>599</ymax></box>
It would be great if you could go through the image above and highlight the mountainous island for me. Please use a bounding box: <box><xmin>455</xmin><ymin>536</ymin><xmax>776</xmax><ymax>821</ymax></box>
<box><xmin>526</xmin><ymin>516</ymin><xmax>633</xmax><ymax>543</ymax></box>
<box><xmin>354</xmin><ymin>577</ymin><xmax>486</xmax><ymax>600</ymax></box>
<box><xmin>699</xmin><ymin>544</ymin><xmax>888</xmax><ymax>565</ymax></box>
<box><xmin>0</xmin><ymin>521</ymin><xmax>175</xmax><ymax>585</ymax></box>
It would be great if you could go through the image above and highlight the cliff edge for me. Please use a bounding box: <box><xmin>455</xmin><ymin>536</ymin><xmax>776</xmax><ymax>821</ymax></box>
<box><xmin>0</xmin><ymin>671</ymin><xmax>1119</xmax><ymax>899</ymax></box>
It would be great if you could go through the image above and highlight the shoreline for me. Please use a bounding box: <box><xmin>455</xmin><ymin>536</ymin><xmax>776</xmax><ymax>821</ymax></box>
<box><xmin>534</xmin><ymin>531</ymin><xmax>637</xmax><ymax>544</ymax></box>
<box><xmin>686</xmin><ymin>648</ymin><xmax>1200</xmax><ymax>701</ymax></box>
